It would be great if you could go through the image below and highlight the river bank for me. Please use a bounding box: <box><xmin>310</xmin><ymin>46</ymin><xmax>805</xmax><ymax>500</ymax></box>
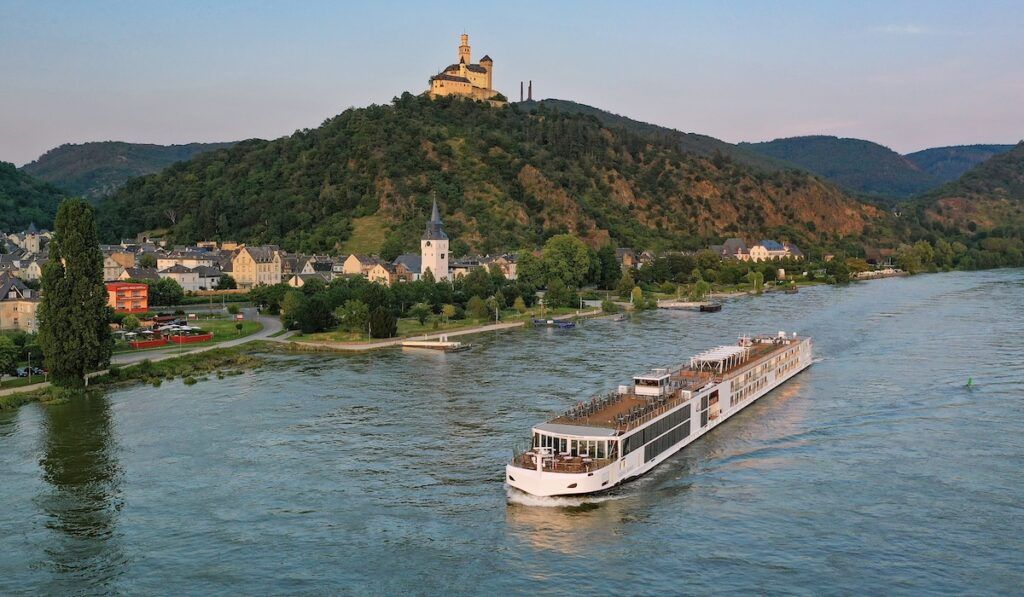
<box><xmin>286</xmin><ymin>308</ymin><xmax>603</xmax><ymax>352</ymax></box>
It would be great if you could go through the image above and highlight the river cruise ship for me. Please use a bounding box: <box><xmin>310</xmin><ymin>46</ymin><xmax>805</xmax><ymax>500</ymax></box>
<box><xmin>506</xmin><ymin>332</ymin><xmax>813</xmax><ymax>497</ymax></box>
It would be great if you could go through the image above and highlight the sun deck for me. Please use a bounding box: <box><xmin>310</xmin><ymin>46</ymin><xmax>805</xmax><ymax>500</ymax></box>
<box><xmin>546</xmin><ymin>338</ymin><xmax>794</xmax><ymax>434</ymax></box>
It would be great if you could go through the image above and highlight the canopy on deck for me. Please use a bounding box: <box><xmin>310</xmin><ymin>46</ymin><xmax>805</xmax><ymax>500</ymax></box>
<box><xmin>690</xmin><ymin>344</ymin><xmax>750</xmax><ymax>373</ymax></box>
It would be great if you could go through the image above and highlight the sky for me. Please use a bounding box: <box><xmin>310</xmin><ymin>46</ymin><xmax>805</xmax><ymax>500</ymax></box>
<box><xmin>2</xmin><ymin>0</ymin><xmax>1023</xmax><ymax>166</ymax></box>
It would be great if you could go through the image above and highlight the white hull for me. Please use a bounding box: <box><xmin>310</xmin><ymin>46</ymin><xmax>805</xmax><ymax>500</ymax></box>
<box><xmin>506</xmin><ymin>337</ymin><xmax>813</xmax><ymax>497</ymax></box>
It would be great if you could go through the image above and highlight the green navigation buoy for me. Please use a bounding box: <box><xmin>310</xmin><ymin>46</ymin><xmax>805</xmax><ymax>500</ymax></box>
<box><xmin>966</xmin><ymin>377</ymin><xmax>973</xmax><ymax>388</ymax></box>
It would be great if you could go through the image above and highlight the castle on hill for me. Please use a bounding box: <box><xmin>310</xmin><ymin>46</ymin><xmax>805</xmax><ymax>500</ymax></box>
<box><xmin>427</xmin><ymin>34</ymin><xmax>504</xmax><ymax>104</ymax></box>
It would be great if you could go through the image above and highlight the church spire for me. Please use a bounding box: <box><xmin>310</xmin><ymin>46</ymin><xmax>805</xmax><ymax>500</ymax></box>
<box><xmin>423</xmin><ymin>198</ymin><xmax>448</xmax><ymax>240</ymax></box>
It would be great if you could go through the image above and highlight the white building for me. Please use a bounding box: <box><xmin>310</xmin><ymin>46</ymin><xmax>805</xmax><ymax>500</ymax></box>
<box><xmin>420</xmin><ymin>199</ymin><xmax>449</xmax><ymax>281</ymax></box>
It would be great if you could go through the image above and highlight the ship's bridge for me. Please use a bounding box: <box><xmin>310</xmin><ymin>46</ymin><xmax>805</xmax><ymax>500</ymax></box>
<box><xmin>633</xmin><ymin>368</ymin><xmax>672</xmax><ymax>398</ymax></box>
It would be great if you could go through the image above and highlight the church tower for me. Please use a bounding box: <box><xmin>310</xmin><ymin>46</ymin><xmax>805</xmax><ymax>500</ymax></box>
<box><xmin>421</xmin><ymin>198</ymin><xmax>449</xmax><ymax>281</ymax></box>
<box><xmin>458</xmin><ymin>33</ymin><xmax>471</xmax><ymax>65</ymax></box>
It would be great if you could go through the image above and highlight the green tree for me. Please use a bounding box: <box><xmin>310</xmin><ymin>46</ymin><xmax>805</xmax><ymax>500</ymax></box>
<box><xmin>217</xmin><ymin>274</ymin><xmax>237</xmax><ymax>289</ymax></box>
<box><xmin>441</xmin><ymin>303</ymin><xmax>457</xmax><ymax>323</ymax></box>
<box><xmin>138</xmin><ymin>253</ymin><xmax>157</xmax><ymax>268</ymax></box>
<box><xmin>601</xmin><ymin>299</ymin><xmax>620</xmax><ymax>314</ymax></box>
<box><xmin>512</xmin><ymin>295</ymin><xmax>527</xmax><ymax>314</ymax></box>
<box><xmin>543</xmin><ymin>278</ymin><xmax>574</xmax><ymax>308</ymax></box>
<box><xmin>0</xmin><ymin>335</ymin><xmax>17</xmax><ymax>385</ymax></box>
<box><xmin>147</xmin><ymin>277</ymin><xmax>184</xmax><ymax>306</ymax></box>
<box><xmin>516</xmin><ymin>250</ymin><xmax>545</xmax><ymax>288</ymax></box>
<box><xmin>746</xmin><ymin>271</ymin><xmax>764</xmax><ymax>294</ymax></box>
<box><xmin>616</xmin><ymin>269</ymin><xmax>635</xmax><ymax>299</ymax></box>
<box><xmin>466</xmin><ymin>295</ymin><xmax>489</xmax><ymax>320</ymax></box>
<box><xmin>596</xmin><ymin>245</ymin><xmax>621</xmax><ymax>290</ymax></box>
<box><xmin>37</xmin><ymin>199</ymin><xmax>113</xmax><ymax>387</ymax></box>
<box><xmin>542</xmin><ymin>234</ymin><xmax>591</xmax><ymax>287</ymax></box>
<box><xmin>298</xmin><ymin>295</ymin><xmax>333</xmax><ymax>333</ymax></box>
<box><xmin>122</xmin><ymin>314</ymin><xmax>141</xmax><ymax>332</ymax></box>
<box><xmin>379</xmin><ymin>234</ymin><xmax>406</xmax><ymax>262</ymax></box>
<box><xmin>227</xmin><ymin>304</ymin><xmax>241</xmax><ymax>315</ymax></box>
<box><xmin>369</xmin><ymin>307</ymin><xmax>397</xmax><ymax>338</ymax></box>
<box><xmin>409</xmin><ymin>302</ymin><xmax>432</xmax><ymax>325</ymax></box>
<box><xmin>690</xmin><ymin>279</ymin><xmax>711</xmax><ymax>301</ymax></box>
<box><xmin>630</xmin><ymin>286</ymin><xmax>645</xmax><ymax>308</ymax></box>
<box><xmin>280</xmin><ymin>290</ymin><xmax>307</xmax><ymax>330</ymax></box>
<box><xmin>334</xmin><ymin>299</ymin><xmax>370</xmax><ymax>332</ymax></box>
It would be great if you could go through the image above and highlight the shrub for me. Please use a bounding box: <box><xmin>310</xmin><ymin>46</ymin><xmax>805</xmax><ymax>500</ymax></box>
<box><xmin>601</xmin><ymin>300</ymin><xmax>620</xmax><ymax>314</ymax></box>
<box><xmin>183</xmin><ymin>376</ymin><xmax>198</xmax><ymax>385</ymax></box>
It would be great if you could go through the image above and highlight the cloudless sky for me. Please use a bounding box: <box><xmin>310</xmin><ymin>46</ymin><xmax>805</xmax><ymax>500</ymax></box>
<box><xmin>2</xmin><ymin>0</ymin><xmax>1022</xmax><ymax>165</ymax></box>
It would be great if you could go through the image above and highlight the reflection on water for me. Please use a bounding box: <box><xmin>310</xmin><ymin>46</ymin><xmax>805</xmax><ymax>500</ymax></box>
<box><xmin>1</xmin><ymin>269</ymin><xmax>1023</xmax><ymax>594</ymax></box>
<box><xmin>36</xmin><ymin>393</ymin><xmax>125</xmax><ymax>592</ymax></box>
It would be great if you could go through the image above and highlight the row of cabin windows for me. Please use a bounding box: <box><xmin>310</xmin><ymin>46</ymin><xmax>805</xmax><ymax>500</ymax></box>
<box><xmin>533</xmin><ymin>433</ymin><xmax>615</xmax><ymax>459</ymax></box>
<box><xmin>622</xmin><ymin>404</ymin><xmax>692</xmax><ymax>456</ymax></box>
<box><xmin>644</xmin><ymin>420</ymin><xmax>691</xmax><ymax>462</ymax></box>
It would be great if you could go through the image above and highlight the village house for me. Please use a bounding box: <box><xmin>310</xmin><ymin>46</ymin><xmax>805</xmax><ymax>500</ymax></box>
<box><xmin>18</xmin><ymin>257</ymin><xmax>45</xmax><ymax>282</ymax></box>
<box><xmin>0</xmin><ymin>273</ymin><xmax>39</xmax><ymax>332</ymax></box>
<box><xmin>393</xmin><ymin>254</ymin><xmax>422</xmax><ymax>281</ymax></box>
<box><xmin>105</xmin><ymin>282</ymin><xmax>149</xmax><ymax>314</ymax></box>
<box><xmin>157</xmin><ymin>250</ymin><xmax>215</xmax><ymax>271</ymax></box>
<box><xmin>615</xmin><ymin>248</ymin><xmax>638</xmax><ymax>270</ymax></box>
<box><xmin>158</xmin><ymin>264</ymin><xmax>200</xmax><ymax>292</ymax></box>
<box><xmin>231</xmin><ymin>245</ymin><xmax>282</xmax><ymax>288</ymax></box>
<box><xmin>748</xmin><ymin>240</ymin><xmax>804</xmax><ymax>262</ymax></box>
<box><xmin>119</xmin><ymin>267</ymin><xmax>161</xmax><ymax>282</ymax></box>
<box><xmin>342</xmin><ymin>254</ymin><xmax>384</xmax><ymax>276</ymax></box>
<box><xmin>287</xmin><ymin>272</ymin><xmax>332</xmax><ymax>288</ymax></box>
<box><xmin>193</xmin><ymin>265</ymin><xmax>223</xmax><ymax>290</ymax></box>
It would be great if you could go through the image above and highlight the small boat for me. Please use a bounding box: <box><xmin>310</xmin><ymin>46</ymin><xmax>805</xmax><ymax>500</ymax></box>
<box><xmin>533</xmin><ymin>319</ymin><xmax>576</xmax><ymax>329</ymax></box>
<box><xmin>612</xmin><ymin>313</ymin><xmax>626</xmax><ymax>322</ymax></box>
<box><xmin>784</xmin><ymin>285</ymin><xmax>799</xmax><ymax>294</ymax></box>
<box><xmin>699</xmin><ymin>302</ymin><xmax>722</xmax><ymax>312</ymax></box>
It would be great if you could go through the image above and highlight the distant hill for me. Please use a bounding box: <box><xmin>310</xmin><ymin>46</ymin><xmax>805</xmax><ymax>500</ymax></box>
<box><xmin>97</xmin><ymin>93</ymin><xmax>884</xmax><ymax>254</ymax></box>
<box><xmin>21</xmin><ymin>141</ymin><xmax>236</xmax><ymax>200</ymax></box>
<box><xmin>905</xmin><ymin>144</ymin><xmax>1016</xmax><ymax>184</ymax></box>
<box><xmin>740</xmin><ymin>135</ymin><xmax>940</xmax><ymax>199</ymax></box>
<box><xmin>0</xmin><ymin>161</ymin><xmax>69</xmax><ymax>231</ymax></box>
<box><xmin>918</xmin><ymin>142</ymin><xmax>1024</xmax><ymax>232</ymax></box>
<box><xmin>517</xmin><ymin>99</ymin><xmax>791</xmax><ymax>172</ymax></box>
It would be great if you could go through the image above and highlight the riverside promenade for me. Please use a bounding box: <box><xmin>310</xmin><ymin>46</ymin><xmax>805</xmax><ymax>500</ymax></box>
<box><xmin>287</xmin><ymin>309</ymin><xmax>601</xmax><ymax>352</ymax></box>
<box><xmin>0</xmin><ymin>308</ymin><xmax>289</xmax><ymax>399</ymax></box>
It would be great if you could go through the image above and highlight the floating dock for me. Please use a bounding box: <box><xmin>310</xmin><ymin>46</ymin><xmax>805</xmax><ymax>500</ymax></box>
<box><xmin>532</xmin><ymin>319</ymin><xmax>576</xmax><ymax>329</ymax></box>
<box><xmin>659</xmin><ymin>300</ymin><xmax>723</xmax><ymax>312</ymax></box>
<box><xmin>401</xmin><ymin>338</ymin><xmax>471</xmax><ymax>352</ymax></box>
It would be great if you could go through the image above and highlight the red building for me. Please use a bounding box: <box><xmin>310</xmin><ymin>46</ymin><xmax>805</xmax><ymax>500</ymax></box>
<box><xmin>106</xmin><ymin>282</ymin><xmax>149</xmax><ymax>314</ymax></box>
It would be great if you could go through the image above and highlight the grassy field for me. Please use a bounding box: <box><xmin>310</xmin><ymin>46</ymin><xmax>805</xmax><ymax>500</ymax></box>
<box><xmin>113</xmin><ymin>318</ymin><xmax>262</xmax><ymax>353</ymax></box>
<box><xmin>340</xmin><ymin>215</ymin><xmax>388</xmax><ymax>256</ymax></box>
<box><xmin>298</xmin><ymin>306</ymin><xmax>581</xmax><ymax>343</ymax></box>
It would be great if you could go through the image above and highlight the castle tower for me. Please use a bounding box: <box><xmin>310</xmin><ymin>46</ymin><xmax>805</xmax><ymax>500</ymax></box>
<box><xmin>480</xmin><ymin>55</ymin><xmax>493</xmax><ymax>90</ymax></box>
<box><xmin>458</xmin><ymin>33</ymin><xmax>471</xmax><ymax>65</ymax></box>
<box><xmin>421</xmin><ymin>198</ymin><xmax>449</xmax><ymax>281</ymax></box>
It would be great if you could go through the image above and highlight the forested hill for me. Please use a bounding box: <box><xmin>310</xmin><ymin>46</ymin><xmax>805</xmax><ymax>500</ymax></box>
<box><xmin>740</xmin><ymin>135</ymin><xmax>940</xmax><ymax>199</ymax></box>
<box><xmin>517</xmin><ymin>99</ymin><xmax>789</xmax><ymax>172</ymax></box>
<box><xmin>905</xmin><ymin>144</ymin><xmax>1016</xmax><ymax>184</ymax></box>
<box><xmin>0</xmin><ymin>161</ymin><xmax>69</xmax><ymax>231</ymax></box>
<box><xmin>22</xmin><ymin>140</ymin><xmax>236</xmax><ymax>201</ymax></box>
<box><xmin>917</xmin><ymin>142</ymin><xmax>1024</xmax><ymax>233</ymax></box>
<box><xmin>97</xmin><ymin>93</ymin><xmax>884</xmax><ymax>254</ymax></box>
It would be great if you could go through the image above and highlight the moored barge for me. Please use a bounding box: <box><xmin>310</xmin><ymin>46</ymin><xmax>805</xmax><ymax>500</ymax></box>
<box><xmin>506</xmin><ymin>332</ymin><xmax>813</xmax><ymax>497</ymax></box>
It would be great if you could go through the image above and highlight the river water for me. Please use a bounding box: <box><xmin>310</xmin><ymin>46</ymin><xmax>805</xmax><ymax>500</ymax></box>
<box><xmin>2</xmin><ymin>269</ymin><xmax>1022</xmax><ymax>595</ymax></box>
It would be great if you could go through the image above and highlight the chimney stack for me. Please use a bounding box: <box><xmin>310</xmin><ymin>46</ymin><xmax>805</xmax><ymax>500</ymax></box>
<box><xmin>520</xmin><ymin>81</ymin><xmax>524</xmax><ymax>102</ymax></box>
<box><xmin>528</xmin><ymin>80</ymin><xmax>532</xmax><ymax>101</ymax></box>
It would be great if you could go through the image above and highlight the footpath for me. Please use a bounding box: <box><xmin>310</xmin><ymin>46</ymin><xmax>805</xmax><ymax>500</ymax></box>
<box><xmin>0</xmin><ymin>309</ymin><xmax>291</xmax><ymax>399</ymax></box>
<box><xmin>287</xmin><ymin>309</ymin><xmax>602</xmax><ymax>352</ymax></box>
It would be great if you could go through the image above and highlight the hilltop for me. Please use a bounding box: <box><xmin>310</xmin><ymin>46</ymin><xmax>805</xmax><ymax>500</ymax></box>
<box><xmin>905</xmin><ymin>144</ymin><xmax>1016</xmax><ymax>184</ymax></box>
<box><xmin>96</xmin><ymin>93</ymin><xmax>885</xmax><ymax>254</ymax></box>
<box><xmin>21</xmin><ymin>141</ymin><xmax>236</xmax><ymax>201</ymax></box>
<box><xmin>740</xmin><ymin>135</ymin><xmax>940</xmax><ymax>199</ymax></box>
<box><xmin>518</xmin><ymin>99</ymin><xmax>790</xmax><ymax>172</ymax></box>
<box><xmin>917</xmin><ymin>142</ymin><xmax>1024</xmax><ymax>233</ymax></box>
<box><xmin>0</xmin><ymin>162</ymin><xmax>69</xmax><ymax>231</ymax></box>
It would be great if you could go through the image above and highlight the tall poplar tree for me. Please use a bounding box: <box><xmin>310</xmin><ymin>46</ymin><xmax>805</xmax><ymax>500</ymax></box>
<box><xmin>38</xmin><ymin>199</ymin><xmax>113</xmax><ymax>387</ymax></box>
